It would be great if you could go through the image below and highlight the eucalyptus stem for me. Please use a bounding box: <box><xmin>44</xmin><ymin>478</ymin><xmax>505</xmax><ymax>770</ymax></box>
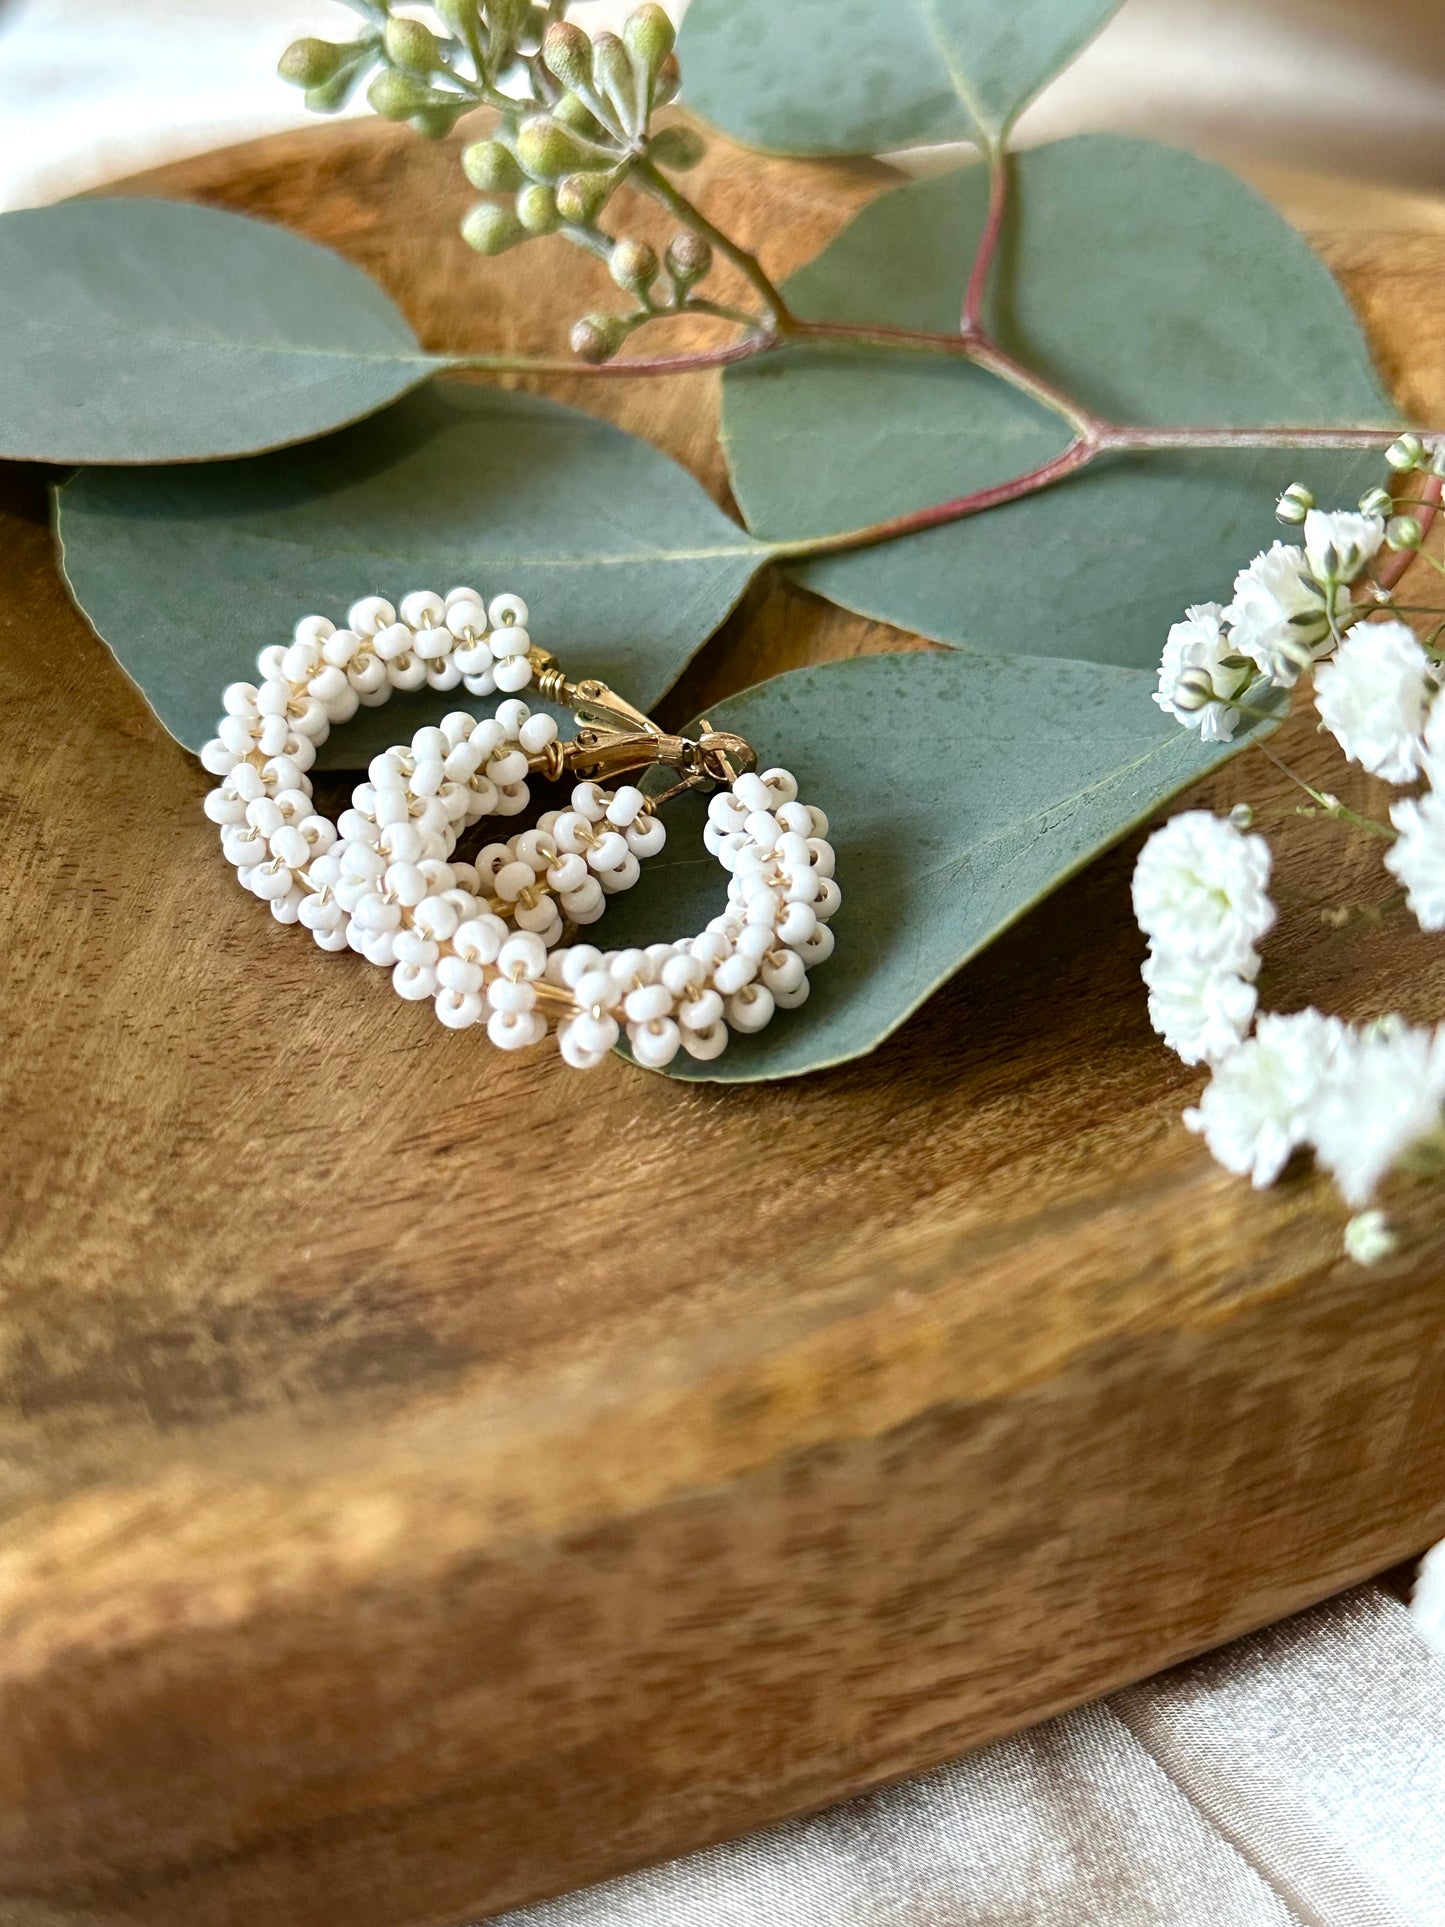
<box><xmin>960</xmin><ymin>144</ymin><xmax>1008</xmax><ymax>336</ymax></box>
<box><xmin>631</xmin><ymin>154</ymin><xmax>795</xmax><ymax>331</ymax></box>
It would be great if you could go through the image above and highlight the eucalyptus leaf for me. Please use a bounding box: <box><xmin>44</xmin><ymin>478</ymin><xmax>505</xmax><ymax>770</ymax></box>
<box><xmin>724</xmin><ymin>137</ymin><xmax>1397</xmax><ymax>671</ymax></box>
<box><xmin>0</xmin><ymin>199</ymin><xmax>442</xmax><ymax>463</ymax></box>
<box><xmin>680</xmin><ymin>0</ymin><xmax>1124</xmax><ymax>156</ymax></box>
<box><xmin>598</xmin><ymin>649</ymin><xmax>1265</xmax><ymax>1082</ymax></box>
<box><xmin>57</xmin><ymin>386</ymin><xmax>769</xmax><ymax>764</ymax></box>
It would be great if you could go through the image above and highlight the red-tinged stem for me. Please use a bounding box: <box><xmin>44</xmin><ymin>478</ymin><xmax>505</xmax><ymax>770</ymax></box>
<box><xmin>961</xmin><ymin>149</ymin><xmax>1008</xmax><ymax>336</ymax></box>
<box><xmin>1375</xmin><ymin>468</ymin><xmax>1444</xmax><ymax>593</ymax></box>
<box><xmin>1094</xmin><ymin>423</ymin><xmax>1405</xmax><ymax>453</ymax></box>
<box><xmin>772</xmin><ymin>437</ymin><xmax>1097</xmax><ymax>562</ymax></box>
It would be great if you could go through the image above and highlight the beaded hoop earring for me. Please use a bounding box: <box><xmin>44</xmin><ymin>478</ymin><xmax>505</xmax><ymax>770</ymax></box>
<box><xmin>202</xmin><ymin>589</ymin><xmax>839</xmax><ymax>1070</ymax></box>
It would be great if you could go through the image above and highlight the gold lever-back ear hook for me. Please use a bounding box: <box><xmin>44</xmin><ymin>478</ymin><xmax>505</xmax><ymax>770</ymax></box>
<box><xmin>527</xmin><ymin>646</ymin><xmax>757</xmax><ymax>797</ymax></box>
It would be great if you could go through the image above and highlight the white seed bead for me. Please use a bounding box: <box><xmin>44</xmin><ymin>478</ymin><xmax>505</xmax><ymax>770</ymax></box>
<box><xmin>488</xmin><ymin>592</ymin><xmax>529</xmax><ymax>630</ymax></box>
<box><xmin>630</xmin><ymin>1017</ymin><xmax>681</xmax><ymax>1068</ymax></box>
<box><xmin>727</xmin><ymin>983</ymin><xmax>775</xmax><ymax>1033</ymax></box>
<box><xmin>681</xmin><ymin>1020</ymin><xmax>728</xmax><ymax>1061</ymax></box>
<box><xmin>435</xmin><ymin>988</ymin><xmax>484</xmax><ymax>1030</ymax></box>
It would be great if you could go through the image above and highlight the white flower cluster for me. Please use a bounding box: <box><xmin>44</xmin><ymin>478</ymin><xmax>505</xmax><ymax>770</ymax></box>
<box><xmin>1152</xmin><ymin>509</ymin><xmax>1387</xmax><ymax>743</ymax></box>
<box><xmin>1142</xmin><ymin>459</ymin><xmax>1445</xmax><ymax>1254</ymax></box>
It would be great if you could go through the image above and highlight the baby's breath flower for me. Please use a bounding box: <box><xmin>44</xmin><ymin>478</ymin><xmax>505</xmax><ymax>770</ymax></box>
<box><xmin>1343</xmin><ymin>1209</ymin><xmax>1397</xmax><ymax>1266</ymax></box>
<box><xmin>1132</xmin><ymin>811</ymin><xmax>1275</xmax><ymax>973</ymax></box>
<box><xmin>1223</xmin><ymin>542</ymin><xmax>1338</xmax><ymax>686</ymax></box>
<box><xmin>1309</xmin><ymin>1017</ymin><xmax>1445</xmax><ymax>1206</ymax></box>
<box><xmin>1413</xmin><ymin>1539</ymin><xmax>1445</xmax><ymax>1659</ymax></box>
<box><xmin>1302</xmin><ymin>507</ymin><xmax>1384</xmax><ymax>585</ymax></box>
<box><xmin>1313</xmin><ymin>618</ymin><xmax>1434</xmax><ymax>784</ymax></box>
<box><xmin>1386</xmin><ymin>786</ymin><xmax>1445</xmax><ymax>931</ymax></box>
<box><xmin>1141</xmin><ymin>951</ymin><xmax>1258</xmax><ymax>1067</ymax></box>
<box><xmin>1183</xmin><ymin>1008</ymin><xmax>1347</xmax><ymax>1188</ymax></box>
<box><xmin>1153</xmin><ymin>603</ymin><xmax>1257</xmax><ymax>743</ymax></box>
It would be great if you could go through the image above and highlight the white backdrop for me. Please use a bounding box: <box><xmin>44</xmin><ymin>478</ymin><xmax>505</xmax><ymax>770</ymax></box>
<box><xmin>1</xmin><ymin>0</ymin><xmax>1443</xmax><ymax>212</ymax></box>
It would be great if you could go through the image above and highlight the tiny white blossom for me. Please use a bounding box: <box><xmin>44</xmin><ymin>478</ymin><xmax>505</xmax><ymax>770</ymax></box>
<box><xmin>1302</xmin><ymin>507</ymin><xmax>1384</xmax><ymax>583</ymax></box>
<box><xmin>1309</xmin><ymin>1017</ymin><xmax>1445</xmax><ymax>1205</ymax></box>
<box><xmin>1343</xmin><ymin>1208</ymin><xmax>1397</xmax><ymax>1266</ymax></box>
<box><xmin>1183</xmin><ymin>1008</ymin><xmax>1348</xmax><ymax>1187</ymax></box>
<box><xmin>1312</xmin><ymin>619</ymin><xmax>1434</xmax><ymax>784</ymax></box>
<box><xmin>1132</xmin><ymin>812</ymin><xmax>1275</xmax><ymax>972</ymax></box>
<box><xmin>1153</xmin><ymin>602</ymin><xmax>1254</xmax><ymax>743</ymax></box>
<box><xmin>1223</xmin><ymin>542</ymin><xmax>1339</xmax><ymax>687</ymax></box>
<box><xmin>1141</xmin><ymin>951</ymin><xmax>1257</xmax><ymax>1067</ymax></box>
<box><xmin>1386</xmin><ymin>785</ymin><xmax>1445</xmax><ymax>931</ymax></box>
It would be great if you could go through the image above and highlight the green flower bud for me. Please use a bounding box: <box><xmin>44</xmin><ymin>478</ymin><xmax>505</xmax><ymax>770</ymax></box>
<box><xmin>609</xmin><ymin>237</ymin><xmax>658</xmax><ymax>295</ymax></box>
<box><xmin>1172</xmin><ymin>667</ymin><xmax>1217</xmax><ymax>712</ymax></box>
<box><xmin>1386</xmin><ymin>432</ymin><xmax>1426</xmax><ymax>472</ymax></box>
<box><xmin>623</xmin><ymin>3</ymin><xmax>675</xmax><ymax>82</ymax></box>
<box><xmin>1227</xmin><ymin>802</ymin><xmax>1254</xmax><ymax>830</ymax></box>
<box><xmin>1344</xmin><ymin>1208</ymin><xmax>1397</xmax><ymax>1266</ymax></box>
<box><xmin>591</xmin><ymin>32</ymin><xmax>639</xmax><ymax>134</ymax></box>
<box><xmin>648</xmin><ymin>124</ymin><xmax>706</xmax><ymax>172</ymax></box>
<box><xmin>665</xmin><ymin>230</ymin><xmax>712</xmax><ymax>285</ymax></box>
<box><xmin>542</xmin><ymin>20</ymin><xmax>593</xmax><ymax>95</ymax></box>
<box><xmin>571</xmin><ymin>313</ymin><xmax>629</xmax><ymax>363</ymax></box>
<box><xmin>435</xmin><ymin>0</ymin><xmax>481</xmax><ymax>41</ymax></box>
<box><xmin>490</xmin><ymin>0</ymin><xmax>533</xmax><ymax>43</ymax></box>
<box><xmin>516</xmin><ymin>183</ymin><xmax>560</xmax><ymax>234</ymax></box>
<box><xmin>1431</xmin><ymin>440</ymin><xmax>1445</xmax><ymax>478</ymax></box>
<box><xmin>516</xmin><ymin>113</ymin><xmax>603</xmax><ymax>181</ymax></box>
<box><xmin>555</xmin><ymin>169</ymin><xmax>615</xmax><ymax>225</ymax></box>
<box><xmin>279</xmin><ymin>37</ymin><xmax>345</xmax><ymax>87</ymax></box>
<box><xmin>1386</xmin><ymin>513</ymin><xmax>1424</xmax><ymax>550</ymax></box>
<box><xmin>410</xmin><ymin>103</ymin><xmax>466</xmax><ymax>140</ymax></box>
<box><xmin>384</xmin><ymin>15</ymin><xmax>441</xmax><ymax>72</ymax></box>
<box><xmin>462</xmin><ymin>139</ymin><xmax>524</xmax><ymax>191</ymax></box>
<box><xmin>1273</xmin><ymin>481</ymin><xmax>1313</xmax><ymax>525</ymax></box>
<box><xmin>367</xmin><ymin>68</ymin><xmax>433</xmax><ymax>120</ymax></box>
<box><xmin>1358</xmin><ymin>485</ymin><xmax>1393</xmax><ymax>518</ymax></box>
<box><xmin>461</xmin><ymin>202</ymin><xmax>527</xmax><ymax>255</ymax></box>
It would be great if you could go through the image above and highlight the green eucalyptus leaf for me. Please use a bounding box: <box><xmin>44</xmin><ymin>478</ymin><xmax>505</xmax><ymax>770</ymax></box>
<box><xmin>57</xmin><ymin>386</ymin><xmax>768</xmax><ymax>765</ymax></box>
<box><xmin>600</xmin><ymin>648</ymin><xmax>1264</xmax><ymax>1081</ymax></box>
<box><xmin>680</xmin><ymin>0</ymin><xmax>1124</xmax><ymax>156</ymax></box>
<box><xmin>0</xmin><ymin>200</ymin><xmax>444</xmax><ymax>464</ymax></box>
<box><xmin>724</xmin><ymin>137</ymin><xmax>1397</xmax><ymax>671</ymax></box>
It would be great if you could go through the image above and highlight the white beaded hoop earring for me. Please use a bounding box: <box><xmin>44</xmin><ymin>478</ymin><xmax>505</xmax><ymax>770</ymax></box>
<box><xmin>202</xmin><ymin>590</ymin><xmax>840</xmax><ymax>1070</ymax></box>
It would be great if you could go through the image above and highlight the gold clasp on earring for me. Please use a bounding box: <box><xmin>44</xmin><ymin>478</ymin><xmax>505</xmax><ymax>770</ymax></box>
<box><xmin>527</xmin><ymin>645</ymin><xmax>756</xmax><ymax>797</ymax></box>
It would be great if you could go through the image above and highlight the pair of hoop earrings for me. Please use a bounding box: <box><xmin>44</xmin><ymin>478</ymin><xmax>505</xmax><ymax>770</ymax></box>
<box><xmin>201</xmin><ymin>590</ymin><xmax>839</xmax><ymax>1070</ymax></box>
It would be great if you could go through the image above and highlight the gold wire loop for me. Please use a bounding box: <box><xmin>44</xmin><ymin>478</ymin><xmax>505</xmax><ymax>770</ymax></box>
<box><xmin>525</xmin><ymin>645</ymin><xmax>757</xmax><ymax>798</ymax></box>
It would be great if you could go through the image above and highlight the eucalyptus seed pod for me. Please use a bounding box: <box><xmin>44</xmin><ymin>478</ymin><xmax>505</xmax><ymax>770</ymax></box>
<box><xmin>304</xmin><ymin>54</ymin><xmax>368</xmax><ymax>115</ymax></box>
<box><xmin>435</xmin><ymin>0</ymin><xmax>481</xmax><ymax>43</ymax></box>
<box><xmin>384</xmin><ymin>15</ymin><xmax>441</xmax><ymax>72</ymax></box>
<box><xmin>516</xmin><ymin>183</ymin><xmax>561</xmax><ymax>234</ymax></box>
<box><xmin>647</xmin><ymin>124</ymin><xmax>706</xmax><ymax>172</ymax></box>
<box><xmin>571</xmin><ymin>313</ymin><xmax>629</xmax><ymax>363</ymax></box>
<box><xmin>555</xmin><ymin>169</ymin><xmax>615</xmax><ymax>226</ymax></box>
<box><xmin>1386</xmin><ymin>432</ymin><xmax>1426</xmax><ymax>472</ymax></box>
<box><xmin>1358</xmin><ymin>485</ymin><xmax>1393</xmax><ymax>518</ymax></box>
<box><xmin>461</xmin><ymin>202</ymin><xmax>527</xmax><ymax>255</ymax></box>
<box><xmin>553</xmin><ymin>92</ymin><xmax>605</xmax><ymax>139</ymax></box>
<box><xmin>411</xmin><ymin>102</ymin><xmax>467</xmax><ymax>140</ymax></box>
<box><xmin>278</xmin><ymin>37</ymin><xmax>345</xmax><ymax>87</ymax></box>
<box><xmin>610</xmin><ymin>237</ymin><xmax>659</xmax><ymax>296</ymax></box>
<box><xmin>665</xmin><ymin>230</ymin><xmax>712</xmax><ymax>287</ymax></box>
<box><xmin>653</xmin><ymin>52</ymin><xmax>682</xmax><ymax>107</ymax></box>
<box><xmin>516</xmin><ymin>113</ymin><xmax>603</xmax><ymax>181</ymax></box>
<box><xmin>490</xmin><ymin>0</ymin><xmax>533</xmax><ymax>42</ymax></box>
<box><xmin>463</xmin><ymin>139</ymin><xmax>524</xmax><ymax>191</ymax></box>
<box><xmin>1386</xmin><ymin>513</ymin><xmax>1425</xmax><ymax>550</ymax></box>
<box><xmin>367</xmin><ymin>68</ymin><xmax>433</xmax><ymax>121</ymax></box>
<box><xmin>1273</xmin><ymin>482</ymin><xmax>1313</xmax><ymax>525</ymax></box>
<box><xmin>542</xmin><ymin>20</ymin><xmax>593</xmax><ymax>95</ymax></box>
<box><xmin>591</xmin><ymin>32</ymin><xmax>640</xmax><ymax>136</ymax></box>
<box><xmin>623</xmin><ymin>4</ymin><xmax>676</xmax><ymax>84</ymax></box>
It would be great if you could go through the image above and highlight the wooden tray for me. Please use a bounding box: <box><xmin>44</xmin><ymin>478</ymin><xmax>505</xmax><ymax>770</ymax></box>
<box><xmin>3</xmin><ymin>122</ymin><xmax>1444</xmax><ymax>1927</ymax></box>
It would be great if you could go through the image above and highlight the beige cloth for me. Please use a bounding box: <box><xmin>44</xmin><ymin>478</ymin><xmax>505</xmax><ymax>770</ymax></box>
<box><xmin>490</xmin><ymin>1588</ymin><xmax>1445</xmax><ymax>1926</ymax></box>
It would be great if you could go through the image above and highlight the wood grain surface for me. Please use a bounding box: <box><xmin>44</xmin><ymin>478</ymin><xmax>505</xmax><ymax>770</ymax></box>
<box><xmin>2</xmin><ymin>118</ymin><xmax>1444</xmax><ymax>1927</ymax></box>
